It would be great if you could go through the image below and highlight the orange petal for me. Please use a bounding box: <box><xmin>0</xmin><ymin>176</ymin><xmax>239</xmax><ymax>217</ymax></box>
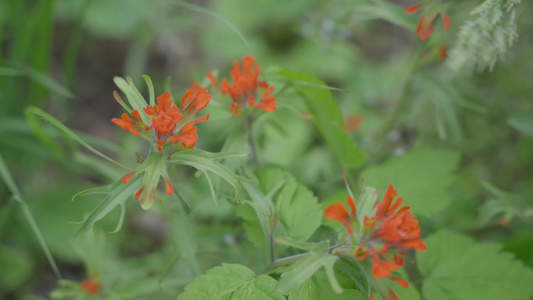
<box><xmin>180</xmin><ymin>90</ymin><xmax>195</xmax><ymax>111</ymax></box>
<box><xmin>442</xmin><ymin>12</ymin><xmax>451</xmax><ymax>30</ymax></box>
<box><xmin>206</xmin><ymin>72</ymin><xmax>219</xmax><ymax>89</ymax></box>
<box><xmin>405</xmin><ymin>3</ymin><xmax>422</xmax><ymax>14</ymax></box>
<box><xmin>165</xmin><ymin>179</ymin><xmax>174</xmax><ymax>194</ymax></box>
<box><xmin>391</xmin><ymin>276</ymin><xmax>410</xmax><ymax>288</ymax></box>
<box><xmin>122</xmin><ymin>172</ymin><xmax>136</xmax><ymax>184</ymax></box>
<box><xmin>346</xmin><ymin>195</ymin><xmax>356</xmax><ymax>216</ymax></box>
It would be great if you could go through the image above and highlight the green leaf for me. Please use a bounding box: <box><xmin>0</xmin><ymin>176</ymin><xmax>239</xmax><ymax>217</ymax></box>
<box><xmin>353</xmin><ymin>1</ymin><xmax>418</xmax><ymax>32</ymax></box>
<box><xmin>24</xmin><ymin>106</ymin><xmax>130</xmax><ymax>170</ymax></box>
<box><xmin>256</xmin><ymin>166</ymin><xmax>323</xmax><ymax>243</ymax></box>
<box><xmin>418</xmin><ymin>230</ymin><xmax>533</xmax><ymax>300</ymax></box>
<box><xmin>114</xmin><ymin>76</ymin><xmax>150</xmax><ymax>123</ymax></box>
<box><xmin>170</xmin><ymin>149</ymin><xmax>247</xmax><ymax>203</ymax></box>
<box><xmin>236</xmin><ymin>166</ymin><xmax>322</xmax><ymax>255</ymax></box>
<box><xmin>74</xmin><ymin>177</ymin><xmax>142</xmax><ymax>241</ymax></box>
<box><xmin>509</xmin><ymin>107</ymin><xmax>533</xmax><ymax>137</ymax></box>
<box><xmin>0</xmin><ymin>67</ymin><xmax>74</xmax><ymax>98</ymax></box>
<box><xmin>276</xmin><ymin>70</ymin><xmax>365</xmax><ymax>170</ymax></box>
<box><xmin>288</xmin><ymin>268</ymin><xmax>367</xmax><ymax>300</ymax></box>
<box><xmin>178</xmin><ymin>263</ymin><xmax>284</xmax><ymax>300</ymax></box>
<box><xmin>277</xmin><ymin>248</ymin><xmax>338</xmax><ymax>294</ymax></box>
<box><xmin>235</xmin><ymin>201</ymin><xmax>268</xmax><ymax>248</ymax></box>
<box><xmin>167</xmin><ymin>0</ymin><xmax>250</xmax><ymax>49</ymax></box>
<box><xmin>0</xmin><ymin>154</ymin><xmax>61</xmax><ymax>279</ymax></box>
<box><xmin>361</xmin><ymin>149</ymin><xmax>460</xmax><ymax>216</ymax></box>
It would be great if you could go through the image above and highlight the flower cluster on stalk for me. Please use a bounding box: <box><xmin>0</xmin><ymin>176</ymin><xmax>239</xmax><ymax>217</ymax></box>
<box><xmin>406</xmin><ymin>2</ymin><xmax>451</xmax><ymax>40</ymax></box>
<box><xmin>205</xmin><ymin>55</ymin><xmax>276</xmax><ymax>116</ymax></box>
<box><xmin>112</xmin><ymin>87</ymin><xmax>210</xmax><ymax>209</ymax></box>
<box><xmin>324</xmin><ymin>184</ymin><xmax>426</xmax><ymax>300</ymax></box>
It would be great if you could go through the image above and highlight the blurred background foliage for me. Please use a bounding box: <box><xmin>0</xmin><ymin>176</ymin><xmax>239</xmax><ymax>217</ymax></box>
<box><xmin>1</xmin><ymin>0</ymin><xmax>532</xmax><ymax>299</ymax></box>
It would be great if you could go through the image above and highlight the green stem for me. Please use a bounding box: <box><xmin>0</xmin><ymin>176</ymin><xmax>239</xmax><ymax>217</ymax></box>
<box><xmin>377</xmin><ymin>42</ymin><xmax>427</xmax><ymax>141</ymax></box>
<box><xmin>0</xmin><ymin>153</ymin><xmax>62</xmax><ymax>279</ymax></box>
<box><xmin>243</xmin><ymin>114</ymin><xmax>260</xmax><ymax>165</ymax></box>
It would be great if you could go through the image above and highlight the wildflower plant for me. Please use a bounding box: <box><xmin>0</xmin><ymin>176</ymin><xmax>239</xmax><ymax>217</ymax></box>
<box><xmin>3</xmin><ymin>1</ymin><xmax>533</xmax><ymax>300</ymax></box>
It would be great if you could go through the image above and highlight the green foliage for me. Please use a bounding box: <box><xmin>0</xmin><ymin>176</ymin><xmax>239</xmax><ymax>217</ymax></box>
<box><xmin>417</xmin><ymin>230</ymin><xmax>533</xmax><ymax>300</ymax></box>
<box><xmin>0</xmin><ymin>246</ymin><xmax>34</xmax><ymax>290</ymax></box>
<box><xmin>276</xmin><ymin>70</ymin><xmax>366</xmax><ymax>170</ymax></box>
<box><xmin>236</xmin><ymin>166</ymin><xmax>322</xmax><ymax>250</ymax></box>
<box><xmin>361</xmin><ymin>149</ymin><xmax>460</xmax><ymax>216</ymax></box>
<box><xmin>178</xmin><ymin>263</ymin><xmax>284</xmax><ymax>300</ymax></box>
<box><xmin>74</xmin><ymin>177</ymin><xmax>142</xmax><ymax>241</ymax></box>
<box><xmin>509</xmin><ymin>107</ymin><xmax>533</xmax><ymax>137</ymax></box>
<box><xmin>170</xmin><ymin>149</ymin><xmax>248</xmax><ymax>204</ymax></box>
<box><xmin>288</xmin><ymin>268</ymin><xmax>367</xmax><ymax>300</ymax></box>
<box><xmin>277</xmin><ymin>247</ymin><xmax>339</xmax><ymax>294</ymax></box>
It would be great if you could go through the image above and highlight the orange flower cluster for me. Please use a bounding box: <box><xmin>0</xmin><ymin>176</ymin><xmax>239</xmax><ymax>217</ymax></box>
<box><xmin>81</xmin><ymin>279</ymin><xmax>100</xmax><ymax>295</ymax></box>
<box><xmin>112</xmin><ymin>89</ymin><xmax>210</xmax><ymax>208</ymax></box>
<box><xmin>207</xmin><ymin>55</ymin><xmax>276</xmax><ymax>116</ymax></box>
<box><xmin>112</xmin><ymin>90</ymin><xmax>210</xmax><ymax>153</ymax></box>
<box><xmin>406</xmin><ymin>3</ymin><xmax>451</xmax><ymax>40</ymax></box>
<box><xmin>325</xmin><ymin>184</ymin><xmax>426</xmax><ymax>300</ymax></box>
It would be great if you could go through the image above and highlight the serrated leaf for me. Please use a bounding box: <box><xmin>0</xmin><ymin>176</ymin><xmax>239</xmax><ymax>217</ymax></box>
<box><xmin>256</xmin><ymin>166</ymin><xmax>323</xmax><ymax>243</ymax></box>
<box><xmin>276</xmin><ymin>70</ymin><xmax>365</xmax><ymax>170</ymax></box>
<box><xmin>418</xmin><ymin>230</ymin><xmax>533</xmax><ymax>300</ymax></box>
<box><xmin>361</xmin><ymin>149</ymin><xmax>460</xmax><ymax>216</ymax></box>
<box><xmin>178</xmin><ymin>263</ymin><xmax>284</xmax><ymax>300</ymax></box>
<box><xmin>235</xmin><ymin>202</ymin><xmax>267</xmax><ymax>248</ymax></box>
<box><xmin>170</xmin><ymin>149</ymin><xmax>246</xmax><ymax>203</ymax></box>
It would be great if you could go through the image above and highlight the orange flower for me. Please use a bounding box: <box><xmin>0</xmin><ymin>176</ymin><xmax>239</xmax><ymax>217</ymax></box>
<box><xmin>112</xmin><ymin>90</ymin><xmax>210</xmax><ymax>153</ymax></box>
<box><xmin>81</xmin><ymin>279</ymin><xmax>100</xmax><ymax>295</ymax></box>
<box><xmin>208</xmin><ymin>55</ymin><xmax>276</xmax><ymax>116</ymax></box>
<box><xmin>358</xmin><ymin>185</ymin><xmax>426</xmax><ymax>279</ymax></box>
<box><xmin>325</xmin><ymin>183</ymin><xmax>425</xmax><ymax>299</ymax></box>
<box><xmin>406</xmin><ymin>3</ymin><xmax>451</xmax><ymax>40</ymax></box>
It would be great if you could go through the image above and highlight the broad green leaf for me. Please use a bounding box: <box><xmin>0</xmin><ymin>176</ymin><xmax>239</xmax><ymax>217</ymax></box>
<box><xmin>257</xmin><ymin>166</ymin><xmax>322</xmax><ymax>242</ymax></box>
<box><xmin>509</xmin><ymin>107</ymin><xmax>533</xmax><ymax>137</ymax></box>
<box><xmin>236</xmin><ymin>179</ymin><xmax>286</xmax><ymax>253</ymax></box>
<box><xmin>235</xmin><ymin>201</ymin><xmax>268</xmax><ymax>248</ymax></box>
<box><xmin>418</xmin><ymin>230</ymin><xmax>533</xmax><ymax>300</ymax></box>
<box><xmin>178</xmin><ymin>263</ymin><xmax>284</xmax><ymax>300</ymax></box>
<box><xmin>170</xmin><ymin>149</ymin><xmax>247</xmax><ymax>203</ymax></box>
<box><xmin>361</xmin><ymin>149</ymin><xmax>460</xmax><ymax>216</ymax></box>
<box><xmin>74</xmin><ymin>177</ymin><xmax>142</xmax><ymax>241</ymax></box>
<box><xmin>276</xmin><ymin>70</ymin><xmax>365</xmax><ymax>170</ymax></box>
